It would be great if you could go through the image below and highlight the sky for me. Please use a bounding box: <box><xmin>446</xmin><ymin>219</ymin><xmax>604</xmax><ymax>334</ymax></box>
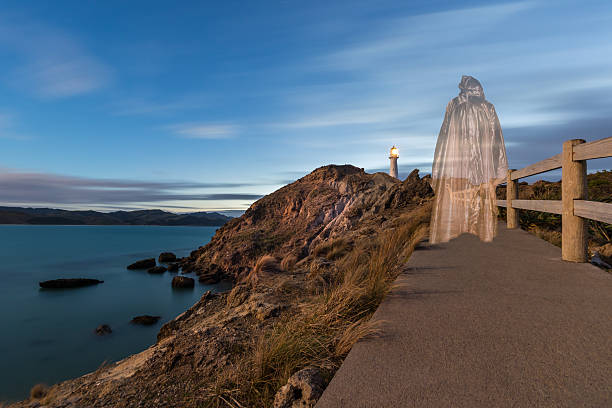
<box><xmin>0</xmin><ymin>0</ymin><xmax>611</xmax><ymax>213</ymax></box>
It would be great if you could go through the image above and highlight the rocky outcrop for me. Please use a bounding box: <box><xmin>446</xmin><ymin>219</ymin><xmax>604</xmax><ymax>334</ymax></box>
<box><xmin>197</xmin><ymin>264</ymin><xmax>223</xmax><ymax>284</ymax></box>
<box><xmin>131</xmin><ymin>315</ymin><xmax>161</xmax><ymax>325</ymax></box>
<box><xmin>167</xmin><ymin>263</ymin><xmax>179</xmax><ymax>272</ymax></box>
<box><xmin>94</xmin><ymin>324</ymin><xmax>112</xmax><ymax>336</ymax></box>
<box><xmin>39</xmin><ymin>278</ymin><xmax>103</xmax><ymax>289</ymax></box>
<box><xmin>273</xmin><ymin>367</ymin><xmax>325</xmax><ymax>408</ymax></box>
<box><xmin>147</xmin><ymin>266</ymin><xmax>167</xmax><ymax>274</ymax></box>
<box><xmin>159</xmin><ymin>252</ymin><xmax>177</xmax><ymax>263</ymax></box>
<box><xmin>127</xmin><ymin>258</ymin><xmax>156</xmax><ymax>270</ymax></box>
<box><xmin>184</xmin><ymin>165</ymin><xmax>432</xmax><ymax>282</ymax></box>
<box><xmin>171</xmin><ymin>276</ymin><xmax>194</xmax><ymax>289</ymax></box>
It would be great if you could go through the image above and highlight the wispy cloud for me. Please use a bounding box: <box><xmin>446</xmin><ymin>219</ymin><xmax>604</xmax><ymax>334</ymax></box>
<box><xmin>261</xmin><ymin>3</ymin><xmax>537</xmax><ymax>136</ymax></box>
<box><xmin>0</xmin><ymin>112</ymin><xmax>30</xmax><ymax>140</ymax></box>
<box><xmin>0</xmin><ymin>14</ymin><xmax>111</xmax><ymax>98</ymax></box>
<box><xmin>317</xmin><ymin>2</ymin><xmax>535</xmax><ymax>72</ymax></box>
<box><xmin>113</xmin><ymin>95</ymin><xmax>207</xmax><ymax>116</ymax></box>
<box><xmin>263</xmin><ymin>1</ymin><xmax>612</xmax><ymax>176</ymax></box>
<box><xmin>0</xmin><ymin>169</ymin><xmax>262</xmax><ymax>206</ymax></box>
<box><xmin>271</xmin><ymin>106</ymin><xmax>411</xmax><ymax>128</ymax></box>
<box><xmin>166</xmin><ymin>123</ymin><xmax>238</xmax><ymax>139</ymax></box>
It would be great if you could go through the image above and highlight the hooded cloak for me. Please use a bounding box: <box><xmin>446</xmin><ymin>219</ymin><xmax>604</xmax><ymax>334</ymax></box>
<box><xmin>430</xmin><ymin>76</ymin><xmax>508</xmax><ymax>243</ymax></box>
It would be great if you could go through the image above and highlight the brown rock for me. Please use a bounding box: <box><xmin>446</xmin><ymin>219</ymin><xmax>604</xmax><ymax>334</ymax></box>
<box><xmin>167</xmin><ymin>262</ymin><xmax>179</xmax><ymax>272</ymax></box>
<box><xmin>39</xmin><ymin>278</ymin><xmax>103</xmax><ymax>289</ymax></box>
<box><xmin>94</xmin><ymin>324</ymin><xmax>112</xmax><ymax>336</ymax></box>
<box><xmin>147</xmin><ymin>266</ymin><xmax>167</xmax><ymax>274</ymax></box>
<box><xmin>159</xmin><ymin>252</ymin><xmax>177</xmax><ymax>263</ymax></box>
<box><xmin>131</xmin><ymin>315</ymin><xmax>161</xmax><ymax>325</ymax></box>
<box><xmin>255</xmin><ymin>303</ymin><xmax>282</xmax><ymax>321</ymax></box>
<box><xmin>198</xmin><ymin>264</ymin><xmax>223</xmax><ymax>284</ymax></box>
<box><xmin>127</xmin><ymin>258</ymin><xmax>156</xmax><ymax>270</ymax></box>
<box><xmin>273</xmin><ymin>367</ymin><xmax>325</xmax><ymax>408</ymax></box>
<box><xmin>171</xmin><ymin>276</ymin><xmax>194</xmax><ymax>289</ymax></box>
<box><xmin>227</xmin><ymin>284</ymin><xmax>249</xmax><ymax>307</ymax></box>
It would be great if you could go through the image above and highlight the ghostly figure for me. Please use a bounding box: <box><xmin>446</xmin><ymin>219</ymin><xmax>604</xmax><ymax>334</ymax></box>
<box><xmin>430</xmin><ymin>76</ymin><xmax>508</xmax><ymax>243</ymax></box>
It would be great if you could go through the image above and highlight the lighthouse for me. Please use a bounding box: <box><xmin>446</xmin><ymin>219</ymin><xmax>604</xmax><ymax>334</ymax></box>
<box><xmin>389</xmin><ymin>146</ymin><xmax>399</xmax><ymax>179</ymax></box>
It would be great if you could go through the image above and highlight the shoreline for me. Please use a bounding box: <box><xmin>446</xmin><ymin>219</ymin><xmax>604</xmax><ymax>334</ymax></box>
<box><xmin>0</xmin><ymin>225</ymin><xmax>221</xmax><ymax>403</ymax></box>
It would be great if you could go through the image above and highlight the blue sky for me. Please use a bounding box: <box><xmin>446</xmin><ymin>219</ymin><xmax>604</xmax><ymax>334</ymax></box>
<box><xmin>0</xmin><ymin>0</ymin><xmax>611</xmax><ymax>213</ymax></box>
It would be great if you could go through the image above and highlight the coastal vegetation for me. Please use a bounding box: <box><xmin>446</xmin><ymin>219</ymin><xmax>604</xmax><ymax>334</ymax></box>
<box><xmin>496</xmin><ymin>170</ymin><xmax>612</xmax><ymax>266</ymax></box>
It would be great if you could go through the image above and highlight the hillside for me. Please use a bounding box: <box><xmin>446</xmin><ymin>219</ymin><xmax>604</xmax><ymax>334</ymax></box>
<box><xmin>12</xmin><ymin>165</ymin><xmax>433</xmax><ymax>408</ymax></box>
<box><xmin>182</xmin><ymin>164</ymin><xmax>433</xmax><ymax>282</ymax></box>
<box><xmin>0</xmin><ymin>207</ymin><xmax>231</xmax><ymax>226</ymax></box>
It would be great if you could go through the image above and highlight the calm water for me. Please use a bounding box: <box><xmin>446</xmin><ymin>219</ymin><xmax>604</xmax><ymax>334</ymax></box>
<box><xmin>0</xmin><ymin>225</ymin><xmax>229</xmax><ymax>402</ymax></box>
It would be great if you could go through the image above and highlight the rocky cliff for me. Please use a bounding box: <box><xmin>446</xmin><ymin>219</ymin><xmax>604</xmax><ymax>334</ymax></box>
<box><xmin>185</xmin><ymin>164</ymin><xmax>432</xmax><ymax>282</ymax></box>
<box><xmin>11</xmin><ymin>165</ymin><xmax>433</xmax><ymax>408</ymax></box>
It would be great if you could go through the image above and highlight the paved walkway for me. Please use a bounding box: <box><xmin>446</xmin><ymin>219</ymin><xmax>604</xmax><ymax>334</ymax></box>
<box><xmin>316</xmin><ymin>225</ymin><xmax>612</xmax><ymax>407</ymax></box>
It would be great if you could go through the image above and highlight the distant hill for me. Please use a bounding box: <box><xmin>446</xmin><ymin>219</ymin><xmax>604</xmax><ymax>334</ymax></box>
<box><xmin>0</xmin><ymin>207</ymin><xmax>232</xmax><ymax>226</ymax></box>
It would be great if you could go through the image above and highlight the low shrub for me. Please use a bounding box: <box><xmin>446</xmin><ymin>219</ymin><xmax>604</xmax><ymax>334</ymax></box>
<box><xmin>30</xmin><ymin>383</ymin><xmax>48</xmax><ymax>400</ymax></box>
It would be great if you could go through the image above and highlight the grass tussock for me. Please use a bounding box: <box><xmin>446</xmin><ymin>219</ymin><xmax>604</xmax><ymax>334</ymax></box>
<box><xmin>29</xmin><ymin>383</ymin><xmax>48</xmax><ymax>400</ymax></box>
<box><xmin>204</xmin><ymin>205</ymin><xmax>431</xmax><ymax>407</ymax></box>
<box><xmin>246</xmin><ymin>255</ymin><xmax>280</xmax><ymax>285</ymax></box>
<box><xmin>280</xmin><ymin>254</ymin><xmax>298</xmax><ymax>271</ymax></box>
<box><xmin>532</xmin><ymin>226</ymin><xmax>562</xmax><ymax>247</ymax></box>
<box><xmin>313</xmin><ymin>238</ymin><xmax>352</xmax><ymax>260</ymax></box>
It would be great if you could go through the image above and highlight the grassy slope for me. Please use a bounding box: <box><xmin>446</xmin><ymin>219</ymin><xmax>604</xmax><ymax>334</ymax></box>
<box><xmin>202</xmin><ymin>204</ymin><xmax>431</xmax><ymax>407</ymax></box>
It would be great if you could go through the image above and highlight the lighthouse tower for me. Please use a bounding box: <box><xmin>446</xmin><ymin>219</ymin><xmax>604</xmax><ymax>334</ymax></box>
<box><xmin>389</xmin><ymin>146</ymin><xmax>399</xmax><ymax>179</ymax></box>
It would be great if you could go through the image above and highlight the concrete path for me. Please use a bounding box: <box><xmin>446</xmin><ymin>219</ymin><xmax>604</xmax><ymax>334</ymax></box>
<box><xmin>316</xmin><ymin>225</ymin><xmax>612</xmax><ymax>407</ymax></box>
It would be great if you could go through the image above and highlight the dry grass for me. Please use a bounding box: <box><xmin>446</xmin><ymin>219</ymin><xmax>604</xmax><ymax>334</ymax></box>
<box><xmin>313</xmin><ymin>238</ymin><xmax>352</xmax><ymax>260</ymax></box>
<box><xmin>204</xmin><ymin>205</ymin><xmax>431</xmax><ymax>407</ymax></box>
<box><xmin>246</xmin><ymin>255</ymin><xmax>280</xmax><ymax>285</ymax></box>
<box><xmin>29</xmin><ymin>383</ymin><xmax>48</xmax><ymax>399</ymax></box>
<box><xmin>530</xmin><ymin>226</ymin><xmax>562</xmax><ymax>247</ymax></box>
<box><xmin>280</xmin><ymin>254</ymin><xmax>298</xmax><ymax>271</ymax></box>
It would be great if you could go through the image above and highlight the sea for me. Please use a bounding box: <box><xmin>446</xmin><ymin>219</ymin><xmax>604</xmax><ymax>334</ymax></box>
<box><xmin>0</xmin><ymin>225</ymin><xmax>229</xmax><ymax>403</ymax></box>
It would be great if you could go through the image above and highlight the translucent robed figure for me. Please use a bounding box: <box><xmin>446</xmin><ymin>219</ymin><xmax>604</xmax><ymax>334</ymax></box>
<box><xmin>430</xmin><ymin>76</ymin><xmax>508</xmax><ymax>243</ymax></box>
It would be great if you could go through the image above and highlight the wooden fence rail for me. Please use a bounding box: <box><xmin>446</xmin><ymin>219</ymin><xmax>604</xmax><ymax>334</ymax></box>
<box><xmin>497</xmin><ymin>136</ymin><xmax>612</xmax><ymax>262</ymax></box>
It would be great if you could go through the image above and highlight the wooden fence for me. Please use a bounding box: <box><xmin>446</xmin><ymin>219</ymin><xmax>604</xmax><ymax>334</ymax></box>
<box><xmin>497</xmin><ymin>136</ymin><xmax>612</xmax><ymax>262</ymax></box>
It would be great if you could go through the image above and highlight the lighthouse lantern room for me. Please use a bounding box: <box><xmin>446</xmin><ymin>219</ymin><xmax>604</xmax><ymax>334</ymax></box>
<box><xmin>389</xmin><ymin>146</ymin><xmax>399</xmax><ymax>179</ymax></box>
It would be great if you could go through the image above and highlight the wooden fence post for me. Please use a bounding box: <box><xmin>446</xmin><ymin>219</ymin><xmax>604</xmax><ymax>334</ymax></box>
<box><xmin>562</xmin><ymin>139</ymin><xmax>587</xmax><ymax>262</ymax></box>
<box><xmin>507</xmin><ymin>169</ymin><xmax>518</xmax><ymax>229</ymax></box>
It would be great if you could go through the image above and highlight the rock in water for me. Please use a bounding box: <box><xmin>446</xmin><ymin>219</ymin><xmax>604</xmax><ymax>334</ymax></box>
<box><xmin>39</xmin><ymin>278</ymin><xmax>103</xmax><ymax>289</ymax></box>
<box><xmin>147</xmin><ymin>266</ymin><xmax>167</xmax><ymax>274</ymax></box>
<box><xmin>167</xmin><ymin>262</ymin><xmax>179</xmax><ymax>272</ymax></box>
<box><xmin>131</xmin><ymin>315</ymin><xmax>161</xmax><ymax>325</ymax></box>
<box><xmin>94</xmin><ymin>324</ymin><xmax>112</xmax><ymax>336</ymax></box>
<box><xmin>273</xmin><ymin>367</ymin><xmax>325</xmax><ymax>408</ymax></box>
<box><xmin>127</xmin><ymin>258</ymin><xmax>156</xmax><ymax>270</ymax></box>
<box><xmin>171</xmin><ymin>276</ymin><xmax>194</xmax><ymax>288</ymax></box>
<box><xmin>159</xmin><ymin>252</ymin><xmax>177</xmax><ymax>263</ymax></box>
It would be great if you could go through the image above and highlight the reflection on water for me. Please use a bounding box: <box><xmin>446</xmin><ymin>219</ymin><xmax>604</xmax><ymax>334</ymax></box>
<box><xmin>0</xmin><ymin>225</ymin><xmax>224</xmax><ymax>402</ymax></box>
